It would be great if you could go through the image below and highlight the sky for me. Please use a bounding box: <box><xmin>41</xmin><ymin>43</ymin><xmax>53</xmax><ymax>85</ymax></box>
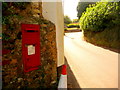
<box><xmin>63</xmin><ymin>0</ymin><xmax>79</xmax><ymax>20</ymax></box>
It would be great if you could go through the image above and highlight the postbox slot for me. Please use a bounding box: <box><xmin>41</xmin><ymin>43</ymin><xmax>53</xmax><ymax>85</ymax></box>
<box><xmin>26</xmin><ymin>30</ymin><xmax>38</xmax><ymax>32</ymax></box>
<box><xmin>25</xmin><ymin>44</ymin><xmax>35</xmax><ymax>47</ymax></box>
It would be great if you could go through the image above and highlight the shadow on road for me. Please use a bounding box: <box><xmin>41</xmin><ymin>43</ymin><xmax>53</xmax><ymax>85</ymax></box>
<box><xmin>65</xmin><ymin>57</ymin><xmax>81</xmax><ymax>89</ymax></box>
<box><xmin>64</xmin><ymin>35</ymin><xmax>74</xmax><ymax>39</ymax></box>
<box><xmin>84</xmin><ymin>39</ymin><xmax>120</xmax><ymax>53</ymax></box>
<box><xmin>97</xmin><ymin>45</ymin><xmax>120</xmax><ymax>53</ymax></box>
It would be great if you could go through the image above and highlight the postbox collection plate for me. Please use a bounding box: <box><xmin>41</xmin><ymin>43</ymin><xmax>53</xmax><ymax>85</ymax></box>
<box><xmin>21</xmin><ymin>24</ymin><xmax>40</xmax><ymax>72</ymax></box>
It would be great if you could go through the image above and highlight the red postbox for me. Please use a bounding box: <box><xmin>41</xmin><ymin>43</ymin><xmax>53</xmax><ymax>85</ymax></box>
<box><xmin>21</xmin><ymin>24</ymin><xmax>40</xmax><ymax>72</ymax></box>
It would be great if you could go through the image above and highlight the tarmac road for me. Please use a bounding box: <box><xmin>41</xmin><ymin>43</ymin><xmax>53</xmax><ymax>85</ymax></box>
<box><xmin>64</xmin><ymin>32</ymin><xmax>118</xmax><ymax>88</ymax></box>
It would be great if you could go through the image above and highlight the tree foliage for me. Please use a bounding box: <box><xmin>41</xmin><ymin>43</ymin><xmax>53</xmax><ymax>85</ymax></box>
<box><xmin>80</xmin><ymin>1</ymin><xmax>120</xmax><ymax>32</ymax></box>
<box><xmin>77</xmin><ymin>2</ymin><xmax>95</xmax><ymax>19</ymax></box>
<box><xmin>64</xmin><ymin>15</ymin><xmax>72</xmax><ymax>25</ymax></box>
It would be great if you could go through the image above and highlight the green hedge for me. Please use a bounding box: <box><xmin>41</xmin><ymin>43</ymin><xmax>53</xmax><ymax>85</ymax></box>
<box><xmin>80</xmin><ymin>1</ymin><xmax>120</xmax><ymax>32</ymax></box>
<box><xmin>83</xmin><ymin>25</ymin><xmax>120</xmax><ymax>49</ymax></box>
<box><xmin>67</xmin><ymin>23</ymin><xmax>80</xmax><ymax>28</ymax></box>
<box><xmin>79</xmin><ymin>0</ymin><xmax>120</xmax><ymax>49</ymax></box>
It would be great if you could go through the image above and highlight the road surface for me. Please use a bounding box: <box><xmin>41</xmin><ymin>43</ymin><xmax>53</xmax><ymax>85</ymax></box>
<box><xmin>64</xmin><ymin>32</ymin><xmax>118</xmax><ymax>88</ymax></box>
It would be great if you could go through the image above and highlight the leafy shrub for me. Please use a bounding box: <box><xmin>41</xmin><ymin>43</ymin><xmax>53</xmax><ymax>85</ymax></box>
<box><xmin>83</xmin><ymin>25</ymin><xmax>120</xmax><ymax>49</ymax></box>
<box><xmin>67</xmin><ymin>23</ymin><xmax>80</xmax><ymax>28</ymax></box>
<box><xmin>80</xmin><ymin>1</ymin><xmax>120</xmax><ymax>32</ymax></box>
<box><xmin>80</xmin><ymin>0</ymin><xmax>120</xmax><ymax>49</ymax></box>
<box><xmin>64</xmin><ymin>28</ymin><xmax>67</xmax><ymax>30</ymax></box>
<box><xmin>64</xmin><ymin>15</ymin><xmax>72</xmax><ymax>25</ymax></box>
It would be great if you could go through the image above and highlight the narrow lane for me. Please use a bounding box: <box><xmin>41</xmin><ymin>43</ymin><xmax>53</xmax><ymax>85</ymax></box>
<box><xmin>64</xmin><ymin>32</ymin><xmax>118</xmax><ymax>88</ymax></box>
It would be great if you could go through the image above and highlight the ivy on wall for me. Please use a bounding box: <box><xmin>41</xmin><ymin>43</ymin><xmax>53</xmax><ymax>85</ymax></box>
<box><xmin>2</xmin><ymin>2</ymin><xmax>30</xmax><ymax>25</ymax></box>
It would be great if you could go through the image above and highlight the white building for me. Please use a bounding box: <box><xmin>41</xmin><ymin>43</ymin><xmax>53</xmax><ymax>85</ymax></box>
<box><xmin>42</xmin><ymin>1</ymin><xmax>64</xmax><ymax>67</ymax></box>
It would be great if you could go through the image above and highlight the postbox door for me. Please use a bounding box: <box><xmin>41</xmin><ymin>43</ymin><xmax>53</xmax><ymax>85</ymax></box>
<box><xmin>22</xmin><ymin>24</ymin><xmax>40</xmax><ymax>72</ymax></box>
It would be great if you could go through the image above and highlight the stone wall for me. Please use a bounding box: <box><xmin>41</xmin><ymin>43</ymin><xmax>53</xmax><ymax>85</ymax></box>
<box><xmin>2</xmin><ymin>2</ymin><xmax>57</xmax><ymax>88</ymax></box>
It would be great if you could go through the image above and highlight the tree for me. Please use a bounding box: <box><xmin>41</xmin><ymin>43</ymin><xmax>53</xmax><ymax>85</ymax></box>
<box><xmin>77</xmin><ymin>1</ymin><xmax>99</xmax><ymax>19</ymax></box>
<box><xmin>64</xmin><ymin>15</ymin><xmax>72</xmax><ymax>25</ymax></box>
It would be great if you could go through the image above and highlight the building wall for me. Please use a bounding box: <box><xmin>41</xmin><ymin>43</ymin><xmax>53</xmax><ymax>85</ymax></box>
<box><xmin>42</xmin><ymin>1</ymin><xmax>64</xmax><ymax>67</ymax></box>
<box><xmin>2</xmin><ymin>2</ymin><xmax>57</xmax><ymax>88</ymax></box>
